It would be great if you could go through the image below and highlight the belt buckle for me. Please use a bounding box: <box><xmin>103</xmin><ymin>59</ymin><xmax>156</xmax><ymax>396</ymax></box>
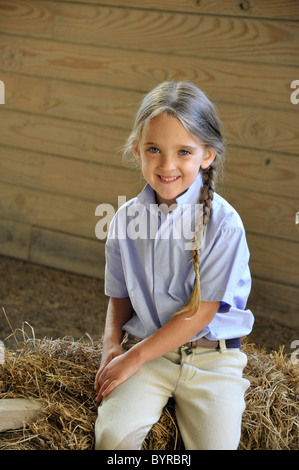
<box><xmin>181</xmin><ymin>344</ymin><xmax>193</xmax><ymax>355</ymax></box>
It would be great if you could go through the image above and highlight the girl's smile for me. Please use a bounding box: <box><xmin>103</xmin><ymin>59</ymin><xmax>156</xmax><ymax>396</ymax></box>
<box><xmin>156</xmin><ymin>175</ymin><xmax>181</xmax><ymax>183</ymax></box>
<box><xmin>133</xmin><ymin>113</ymin><xmax>215</xmax><ymax>206</ymax></box>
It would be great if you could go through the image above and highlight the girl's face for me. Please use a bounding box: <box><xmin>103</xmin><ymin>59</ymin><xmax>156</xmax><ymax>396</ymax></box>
<box><xmin>133</xmin><ymin>113</ymin><xmax>216</xmax><ymax>206</ymax></box>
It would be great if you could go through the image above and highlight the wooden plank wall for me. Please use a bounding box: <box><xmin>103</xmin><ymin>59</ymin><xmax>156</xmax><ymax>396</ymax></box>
<box><xmin>0</xmin><ymin>0</ymin><xmax>298</xmax><ymax>326</ymax></box>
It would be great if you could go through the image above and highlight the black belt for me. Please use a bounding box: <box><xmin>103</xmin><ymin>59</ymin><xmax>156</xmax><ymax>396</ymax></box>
<box><xmin>222</xmin><ymin>338</ymin><xmax>241</xmax><ymax>348</ymax></box>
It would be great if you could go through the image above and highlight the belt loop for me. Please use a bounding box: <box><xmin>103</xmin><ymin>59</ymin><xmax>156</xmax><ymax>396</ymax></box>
<box><xmin>219</xmin><ymin>339</ymin><xmax>227</xmax><ymax>353</ymax></box>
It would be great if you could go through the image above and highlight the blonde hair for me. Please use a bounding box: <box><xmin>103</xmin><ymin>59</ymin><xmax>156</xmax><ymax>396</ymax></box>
<box><xmin>123</xmin><ymin>81</ymin><xmax>225</xmax><ymax>318</ymax></box>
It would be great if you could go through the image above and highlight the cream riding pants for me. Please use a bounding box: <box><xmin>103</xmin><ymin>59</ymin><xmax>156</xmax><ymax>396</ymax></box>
<box><xmin>94</xmin><ymin>337</ymin><xmax>249</xmax><ymax>450</ymax></box>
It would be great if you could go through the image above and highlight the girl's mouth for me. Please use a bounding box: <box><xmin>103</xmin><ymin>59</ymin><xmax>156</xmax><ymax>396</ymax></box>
<box><xmin>157</xmin><ymin>175</ymin><xmax>181</xmax><ymax>183</ymax></box>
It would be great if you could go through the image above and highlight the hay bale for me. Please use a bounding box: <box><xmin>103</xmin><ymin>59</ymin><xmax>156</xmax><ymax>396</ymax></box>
<box><xmin>0</xmin><ymin>337</ymin><xmax>298</xmax><ymax>450</ymax></box>
<box><xmin>0</xmin><ymin>337</ymin><xmax>99</xmax><ymax>450</ymax></box>
<box><xmin>239</xmin><ymin>343</ymin><xmax>299</xmax><ymax>450</ymax></box>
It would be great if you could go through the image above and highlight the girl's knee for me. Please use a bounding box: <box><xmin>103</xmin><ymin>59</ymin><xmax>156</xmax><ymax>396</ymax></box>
<box><xmin>94</xmin><ymin>421</ymin><xmax>148</xmax><ymax>450</ymax></box>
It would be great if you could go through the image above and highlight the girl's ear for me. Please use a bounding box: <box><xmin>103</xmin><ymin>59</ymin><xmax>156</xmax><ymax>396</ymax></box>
<box><xmin>200</xmin><ymin>149</ymin><xmax>216</xmax><ymax>169</ymax></box>
<box><xmin>133</xmin><ymin>146</ymin><xmax>141</xmax><ymax>163</ymax></box>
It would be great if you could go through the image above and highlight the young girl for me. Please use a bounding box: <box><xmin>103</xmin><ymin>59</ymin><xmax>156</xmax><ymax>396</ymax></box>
<box><xmin>94</xmin><ymin>81</ymin><xmax>254</xmax><ymax>450</ymax></box>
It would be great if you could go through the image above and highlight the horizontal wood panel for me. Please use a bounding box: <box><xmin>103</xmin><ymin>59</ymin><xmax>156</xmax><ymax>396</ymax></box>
<box><xmin>226</xmin><ymin>187</ymin><xmax>299</xmax><ymax>243</ymax></box>
<box><xmin>0</xmin><ymin>35</ymin><xmax>297</xmax><ymax>112</ymax></box>
<box><xmin>0</xmin><ymin>71</ymin><xmax>139</xmax><ymax>129</ymax></box>
<box><xmin>222</xmin><ymin>105</ymin><xmax>299</xmax><ymax>156</ymax></box>
<box><xmin>249</xmin><ymin>277</ymin><xmax>299</xmax><ymax>327</ymax></box>
<box><xmin>0</xmin><ymin>181</ymin><xmax>101</xmax><ymax>239</ymax></box>
<box><xmin>30</xmin><ymin>226</ymin><xmax>105</xmax><ymax>279</ymax></box>
<box><xmin>0</xmin><ymin>1</ymin><xmax>54</xmax><ymax>37</ymax></box>
<box><xmin>2</xmin><ymin>70</ymin><xmax>298</xmax><ymax>135</ymax></box>
<box><xmin>1</xmin><ymin>1</ymin><xmax>298</xmax><ymax>66</ymax></box>
<box><xmin>0</xmin><ymin>72</ymin><xmax>50</xmax><ymax>113</ymax></box>
<box><xmin>225</xmin><ymin>147</ymin><xmax>299</xmax><ymax>198</ymax></box>
<box><xmin>0</xmin><ymin>179</ymin><xmax>140</xmax><ymax>241</ymax></box>
<box><xmin>0</xmin><ymin>218</ymin><xmax>30</xmax><ymax>260</ymax></box>
<box><xmin>0</xmin><ymin>146</ymin><xmax>142</xmax><ymax>203</ymax></box>
<box><xmin>0</xmin><ymin>214</ymin><xmax>106</xmax><ymax>279</ymax></box>
<box><xmin>54</xmin><ymin>3</ymin><xmax>299</xmax><ymax>66</ymax></box>
<box><xmin>248</xmin><ymin>233</ymin><xmax>299</xmax><ymax>287</ymax></box>
<box><xmin>59</xmin><ymin>0</ymin><xmax>299</xmax><ymax>20</ymax></box>
<box><xmin>0</xmin><ymin>110</ymin><xmax>128</xmax><ymax>167</ymax></box>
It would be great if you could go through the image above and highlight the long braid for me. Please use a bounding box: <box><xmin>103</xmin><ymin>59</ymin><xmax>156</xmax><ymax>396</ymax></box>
<box><xmin>200</xmin><ymin>162</ymin><xmax>216</xmax><ymax>226</ymax></box>
<box><xmin>173</xmin><ymin>162</ymin><xmax>217</xmax><ymax>318</ymax></box>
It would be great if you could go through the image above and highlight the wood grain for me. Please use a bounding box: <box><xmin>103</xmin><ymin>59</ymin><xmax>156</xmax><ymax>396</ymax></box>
<box><xmin>0</xmin><ymin>0</ymin><xmax>54</xmax><ymax>37</ymax></box>
<box><xmin>0</xmin><ymin>146</ymin><xmax>142</xmax><ymax>204</ymax></box>
<box><xmin>0</xmin><ymin>218</ymin><xmax>31</xmax><ymax>260</ymax></box>
<box><xmin>226</xmin><ymin>186</ymin><xmax>299</xmax><ymax>243</ymax></box>
<box><xmin>0</xmin><ymin>35</ymin><xmax>297</xmax><ymax>111</ymax></box>
<box><xmin>0</xmin><ymin>110</ymin><xmax>128</xmax><ymax>167</ymax></box>
<box><xmin>225</xmin><ymin>147</ymin><xmax>299</xmax><ymax>199</ymax></box>
<box><xmin>58</xmin><ymin>0</ymin><xmax>299</xmax><ymax>20</ymax></box>
<box><xmin>248</xmin><ymin>233</ymin><xmax>299</xmax><ymax>287</ymax></box>
<box><xmin>0</xmin><ymin>181</ymin><xmax>101</xmax><ymax>239</ymax></box>
<box><xmin>5</xmin><ymin>1</ymin><xmax>294</xmax><ymax>67</ymax></box>
<box><xmin>30</xmin><ymin>226</ymin><xmax>105</xmax><ymax>279</ymax></box>
<box><xmin>249</xmin><ymin>278</ymin><xmax>299</xmax><ymax>327</ymax></box>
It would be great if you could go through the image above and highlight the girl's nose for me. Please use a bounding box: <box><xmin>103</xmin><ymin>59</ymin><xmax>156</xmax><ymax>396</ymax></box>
<box><xmin>159</xmin><ymin>154</ymin><xmax>176</xmax><ymax>171</ymax></box>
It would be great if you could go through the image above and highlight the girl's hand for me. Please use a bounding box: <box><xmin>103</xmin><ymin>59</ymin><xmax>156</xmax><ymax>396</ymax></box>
<box><xmin>98</xmin><ymin>343</ymin><xmax>124</xmax><ymax>372</ymax></box>
<box><xmin>94</xmin><ymin>349</ymin><xmax>143</xmax><ymax>403</ymax></box>
<box><xmin>94</xmin><ymin>343</ymin><xmax>123</xmax><ymax>393</ymax></box>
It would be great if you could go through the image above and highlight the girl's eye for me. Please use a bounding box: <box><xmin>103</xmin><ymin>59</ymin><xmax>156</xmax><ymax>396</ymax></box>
<box><xmin>147</xmin><ymin>146</ymin><xmax>160</xmax><ymax>154</ymax></box>
<box><xmin>179</xmin><ymin>149</ymin><xmax>191</xmax><ymax>156</ymax></box>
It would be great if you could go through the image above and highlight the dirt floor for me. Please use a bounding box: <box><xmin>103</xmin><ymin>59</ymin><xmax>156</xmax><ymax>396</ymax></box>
<box><xmin>0</xmin><ymin>255</ymin><xmax>298</xmax><ymax>357</ymax></box>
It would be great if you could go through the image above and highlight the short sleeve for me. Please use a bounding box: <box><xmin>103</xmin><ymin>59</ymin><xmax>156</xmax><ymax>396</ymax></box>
<box><xmin>199</xmin><ymin>226</ymin><xmax>251</xmax><ymax>309</ymax></box>
<box><xmin>104</xmin><ymin>215</ymin><xmax>129</xmax><ymax>298</ymax></box>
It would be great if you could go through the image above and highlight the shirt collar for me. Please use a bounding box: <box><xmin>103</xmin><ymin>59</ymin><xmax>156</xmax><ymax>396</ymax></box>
<box><xmin>136</xmin><ymin>172</ymin><xmax>203</xmax><ymax>210</ymax></box>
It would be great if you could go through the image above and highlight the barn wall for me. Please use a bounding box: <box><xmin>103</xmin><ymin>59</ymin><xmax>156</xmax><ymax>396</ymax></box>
<box><xmin>0</xmin><ymin>0</ymin><xmax>298</xmax><ymax>325</ymax></box>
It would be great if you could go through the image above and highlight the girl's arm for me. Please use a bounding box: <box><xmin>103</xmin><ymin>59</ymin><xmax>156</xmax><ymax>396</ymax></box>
<box><xmin>130</xmin><ymin>300</ymin><xmax>220</xmax><ymax>363</ymax></box>
<box><xmin>94</xmin><ymin>297</ymin><xmax>134</xmax><ymax>393</ymax></box>
<box><xmin>101</xmin><ymin>297</ymin><xmax>134</xmax><ymax>347</ymax></box>
<box><xmin>95</xmin><ymin>300</ymin><xmax>220</xmax><ymax>402</ymax></box>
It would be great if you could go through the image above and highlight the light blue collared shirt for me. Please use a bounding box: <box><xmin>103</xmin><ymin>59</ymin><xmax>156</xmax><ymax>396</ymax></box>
<box><xmin>104</xmin><ymin>174</ymin><xmax>254</xmax><ymax>341</ymax></box>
